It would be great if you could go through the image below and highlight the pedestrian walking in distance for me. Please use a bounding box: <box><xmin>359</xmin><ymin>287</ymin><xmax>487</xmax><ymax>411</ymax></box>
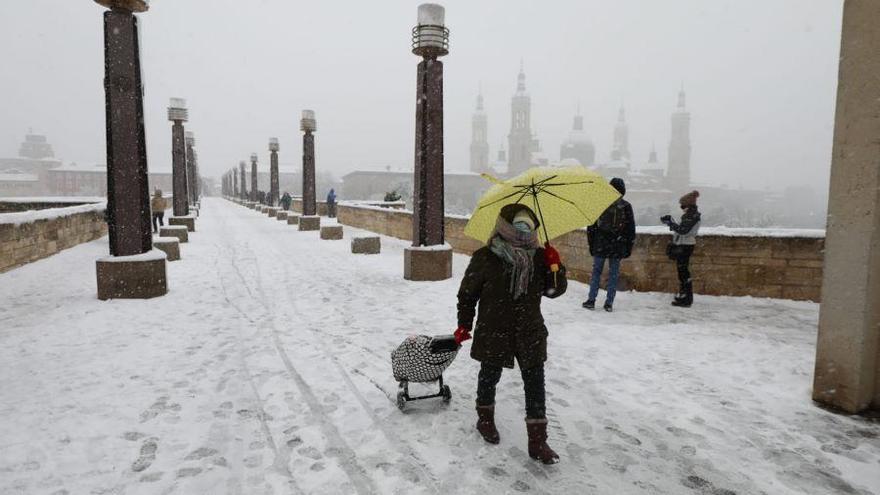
<box><xmin>584</xmin><ymin>177</ymin><xmax>636</xmax><ymax>312</ymax></box>
<box><xmin>279</xmin><ymin>192</ymin><xmax>292</xmax><ymax>211</ymax></box>
<box><xmin>150</xmin><ymin>189</ymin><xmax>165</xmax><ymax>234</ymax></box>
<box><xmin>455</xmin><ymin>204</ymin><xmax>568</xmax><ymax>464</ymax></box>
<box><xmin>326</xmin><ymin>188</ymin><xmax>337</xmax><ymax>218</ymax></box>
<box><xmin>661</xmin><ymin>190</ymin><xmax>702</xmax><ymax>307</ymax></box>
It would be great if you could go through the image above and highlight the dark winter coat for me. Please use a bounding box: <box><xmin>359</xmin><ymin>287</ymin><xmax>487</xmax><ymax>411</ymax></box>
<box><xmin>457</xmin><ymin>246</ymin><xmax>567</xmax><ymax>369</ymax></box>
<box><xmin>587</xmin><ymin>199</ymin><xmax>636</xmax><ymax>258</ymax></box>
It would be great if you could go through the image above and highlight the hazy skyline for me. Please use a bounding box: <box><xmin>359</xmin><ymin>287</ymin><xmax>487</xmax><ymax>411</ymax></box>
<box><xmin>0</xmin><ymin>0</ymin><xmax>843</xmax><ymax>195</ymax></box>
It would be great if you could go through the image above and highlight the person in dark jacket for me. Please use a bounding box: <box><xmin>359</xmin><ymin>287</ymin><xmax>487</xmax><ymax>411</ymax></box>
<box><xmin>661</xmin><ymin>190</ymin><xmax>701</xmax><ymax>307</ymax></box>
<box><xmin>279</xmin><ymin>192</ymin><xmax>292</xmax><ymax>211</ymax></box>
<box><xmin>584</xmin><ymin>178</ymin><xmax>636</xmax><ymax>312</ymax></box>
<box><xmin>326</xmin><ymin>189</ymin><xmax>337</xmax><ymax>218</ymax></box>
<box><xmin>455</xmin><ymin>204</ymin><xmax>567</xmax><ymax>464</ymax></box>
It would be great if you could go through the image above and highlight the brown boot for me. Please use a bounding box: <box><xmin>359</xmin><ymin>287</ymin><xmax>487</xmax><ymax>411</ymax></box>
<box><xmin>526</xmin><ymin>418</ymin><xmax>559</xmax><ymax>464</ymax></box>
<box><xmin>476</xmin><ymin>405</ymin><xmax>500</xmax><ymax>444</ymax></box>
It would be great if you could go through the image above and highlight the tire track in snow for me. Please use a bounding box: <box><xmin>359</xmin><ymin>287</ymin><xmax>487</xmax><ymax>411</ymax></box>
<box><xmin>218</xmin><ymin>233</ymin><xmax>378</xmax><ymax>495</ymax></box>
<box><xmin>212</xmin><ymin>242</ymin><xmax>303</xmax><ymax>494</ymax></box>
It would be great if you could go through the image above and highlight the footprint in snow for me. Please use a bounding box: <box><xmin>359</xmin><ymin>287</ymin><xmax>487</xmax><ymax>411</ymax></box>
<box><xmin>131</xmin><ymin>438</ymin><xmax>158</xmax><ymax>472</ymax></box>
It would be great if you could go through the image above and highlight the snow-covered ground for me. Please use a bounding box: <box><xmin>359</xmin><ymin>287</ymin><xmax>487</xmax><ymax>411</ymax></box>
<box><xmin>0</xmin><ymin>198</ymin><xmax>877</xmax><ymax>495</ymax></box>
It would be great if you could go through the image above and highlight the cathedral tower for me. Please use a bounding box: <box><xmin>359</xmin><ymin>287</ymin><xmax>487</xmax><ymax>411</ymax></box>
<box><xmin>469</xmin><ymin>89</ymin><xmax>489</xmax><ymax>174</ymax></box>
<box><xmin>667</xmin><ymin>86</ymin><xmax>692</xmax><ymax>190</ymax></box>
<box><xmin>507</xmin><ymin>62</ymin><xmax>533</xmax><ymax>177</ymax></box>
<box><xmin>610</xmin><ymin>104</ymin><xmax>630</xmax><ymax>162</ymax></box>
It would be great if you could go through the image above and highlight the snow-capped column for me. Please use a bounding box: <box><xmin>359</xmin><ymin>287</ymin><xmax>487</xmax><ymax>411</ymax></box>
<box><xmin>813</xmin><ymin>0</ymin><xmax>880</xmax><ymax>414</ymax></box>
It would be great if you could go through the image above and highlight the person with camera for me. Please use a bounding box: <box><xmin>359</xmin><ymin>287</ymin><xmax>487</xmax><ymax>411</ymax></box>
<box><xmin>661</xmin><ymin>190</ymin><xmax>701</xmax><ymax>307</ymax></box>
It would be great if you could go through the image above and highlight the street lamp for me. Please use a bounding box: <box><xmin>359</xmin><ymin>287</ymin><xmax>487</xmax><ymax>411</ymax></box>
<box><xmin>405</xmin><ymin>4</ymin><xmax>452</xmax><ymax>281</ymax></box>
<box><xmin>93</xmin><ymin>0</ymin><xmax>167</xmax><ymax>299</ymax></box>
<box><xmin>167</xmin><ymin>97</ymin><xmax>190</xmax><ymax>221</ymax></box>
<box><xmin>269</xmin><ymin>138</ymin><xmax>280</xmax><ymax>207</ymax></box>
<box><xmin>299</xmin><ymin>110</ymin><xmax>320</xmax><ymax>230</ymax></box>
<box><xmin>250</xmin><ymin>152</ymin><xmax>258</xmax><ymax>203</ymax></box>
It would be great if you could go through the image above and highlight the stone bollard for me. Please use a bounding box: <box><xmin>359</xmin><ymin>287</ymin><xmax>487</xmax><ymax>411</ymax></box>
<box><xmin>159</xmin><ymin>225</ymin><xmax>189</xmax><ymax>243</ymax></box>
<box><xmin>404</xmin><ymin>245</ymin><xmax>453</xmax><ymax>281</ymax></box>
<box><xmin>287</xmin><ymin>214</ymin><xmax>301</xmax><ymax>226</ymax></box>
<box><xmin>320</xmin><ymin>225</ymin><xmax>344</xmax><ymax>240</ymax></box>
<box><xmin>351</xmin><ymin>236</ymin><xmax>380</xmax><ymax>254</ymax></box>
<box><xmin>299</xmin><ymin>215</ymin><xmax>321</xmax><ymax>231</ymax></box>
<box><xmin>96</xmin><ymin>250</ymin><xmax>167</xmax><ymax>300</ymax></box>
<box><xmin>268</xmin><ymin>207</ymin><xmax>280</xmax><ymax>218</ymax></box>
<box><xmin>153</xmin><ymin>236</ymin><xmax>181</xmax><ymax>261</ymax></box>
<box><xmin>277</xmin><ymin>211</ymin><xmax>289</xmax><ymax>221</ymax></box>
<box><xmin>168</xmin><ymin>215</ymin><xmax>196</xmax><ymax>232</ymax></box>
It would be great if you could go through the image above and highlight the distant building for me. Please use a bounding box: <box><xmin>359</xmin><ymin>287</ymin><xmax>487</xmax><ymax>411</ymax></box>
<box><xmin>0</xmin><ymin>132</ymin><xmax>62</xmax><ymax>196</ymax></box>
<box><xmin>666</xmin><ymin>86</ymin><xmax>692</xmax><ymax>194</ymax></box>
<box><xmin>469</xmin><ymin>90</ymin><xmax>490</xmax><ymax>174</ymax></box>
<box><xmin>559</xmin><ymin>106</ymin><xmax>596</xmax><ymax>167</ymax></box>
<box><xmin>610</xmin><ymin>105</ymin><xmax>631</xmax><ymax>162</ymax></box>
<box><xmin>506</xmin><ymin>62</ymin><xmax>542</xmax><ymax>177</ymax></box>
<box><xmin>341</xmin><ymin>169</ymin><xmax>488</xmax><ymax>215</ymax></box>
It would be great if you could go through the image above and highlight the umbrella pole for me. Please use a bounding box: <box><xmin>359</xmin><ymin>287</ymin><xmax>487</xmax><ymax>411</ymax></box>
<box><xmin>531</xmin><ymin>187</ymin><xmax>558</xmax><ymax>287</ymax></box>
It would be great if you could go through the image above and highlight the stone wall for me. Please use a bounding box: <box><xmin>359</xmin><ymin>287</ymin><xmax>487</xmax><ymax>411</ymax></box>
<box><xmin>0</xmin><ymin>204</ymin><xmax>108</xmax><ymax>273</ymax></box>
<box><xmin>335</xmin><ymin>203</ymin><xmax>825</xmax><ymax>302</ymax></box>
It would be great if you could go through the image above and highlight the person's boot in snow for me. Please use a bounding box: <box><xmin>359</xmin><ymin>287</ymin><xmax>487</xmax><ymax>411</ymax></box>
<box><xmin>582</xmin><ymin>300</ymin><xmax>595</xmax><ymax>310</ymax></box>
<box><xmin>476</xmin><ymin>405</ymin><xmax>500</xmax><ymax>444</ymax></box>
<box><xmin>603</xmin><ymin>302</ymin><xmax>613</xmax><ymax>312</ymax></box>
<box><xmin>526</xmin><ymin>418</ymin><xmax>559</xmax><ymax>464</ymax></box>
<box><xmin>672</xmin><ymin>282</ymin><xmax>693</xmax><ymax>307</ymax></box>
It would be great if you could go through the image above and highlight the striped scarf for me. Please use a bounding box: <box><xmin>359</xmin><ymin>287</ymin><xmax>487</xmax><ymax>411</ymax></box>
<box><xmin>489</xmin><ymin>217</ymin><xmax>539</xmax><ymax>299</ymax></box>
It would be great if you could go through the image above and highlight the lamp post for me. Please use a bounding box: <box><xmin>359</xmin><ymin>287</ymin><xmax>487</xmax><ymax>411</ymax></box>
<box><xmin>404</xmin><ymin>4</ymin><xmax>452</xmax><ymax>281</ymax></box>
<box><xmin>250</xmin><ymin>153</ymin><xmax>259</xmax><ymax>204</ymax></box>
<box><xmin>299</xmin><ymin>110</ymin><xmax>320</xmax><ymax>231</ymax></box>
<box><xmin>93</xmin><ymin>0</ymin><xmax>166</xmax><ymax>299</ymax></box>
<box><xmin>269</xmin><ymin>138</ymin><xmax>280</xmax><ymax>207</ymax></box>
<box><xmin>185</xmin><ymin>131</ymin><xmax>196</xmax><ymax>207</ymax></box>
<box><xmin>239</xmin><ymin>161</ymin><xmax>247</xmax><ymax>202</ymax></box>
<box><xmin>167</xmin><ymin>98</ymin><xmax>195</xmax><ymax>231</ymax></box>
<box><xmin>167</xmin><ymin>98</ymin><xmax>189</xmax><ymax>216</ymax></box>
<box><xmin>232</xmin><ymin>168</ymin><xmax>238</xmax><ymax>199</ymax></box>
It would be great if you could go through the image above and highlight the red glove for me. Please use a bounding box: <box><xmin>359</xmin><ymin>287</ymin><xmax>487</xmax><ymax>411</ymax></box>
<box><xmin>544</xmin><ymin>242</ymin><xmax>561</xmax><ymax>270</ymax></box>
<box><xmin>454</xmin><ymin>326</ymin><xmax>472</xmax><ymax>345</ymax></box>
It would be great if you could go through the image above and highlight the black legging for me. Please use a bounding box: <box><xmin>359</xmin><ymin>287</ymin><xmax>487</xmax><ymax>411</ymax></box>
<box><xmin>476</xmin><ymin>362</ymin><xmax>546</xmax><ymax>419</ymax></box>
<box><xmin>675</xmin><ymin>245</ymin><xmax>695</xmax><ymax>295</ymax></box>
<box><xmin>151</xmin><ymin>212</ymin><xmax>164</xmax><ymax>232</ymax></box>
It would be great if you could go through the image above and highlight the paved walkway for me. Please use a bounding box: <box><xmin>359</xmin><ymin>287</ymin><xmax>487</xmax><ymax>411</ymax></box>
<box><xmin>0</xmin><ymin>198</ymin><xmax>877</xmax><ymax>494</ymax></box>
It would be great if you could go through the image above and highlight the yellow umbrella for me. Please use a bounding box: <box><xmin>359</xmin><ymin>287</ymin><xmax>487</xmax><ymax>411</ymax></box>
<box><xmin>464</xmin><ymin>165</ymin><xmax>621</xmax><ymax>245</ymax></box>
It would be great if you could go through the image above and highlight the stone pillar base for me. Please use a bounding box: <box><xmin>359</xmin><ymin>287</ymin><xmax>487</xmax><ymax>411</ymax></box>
<box><xmin>268</xmin><ymin>207</ymin><xmax>280</xmax><ymax>217</ymax></box>
<box><xmin>404</xmin><ymin>245</ymin><xmax>452</xmax><ymax>281</ymax></box>
<box><xmin>320</xmin><ymin>225</ymin><xmax>344</xmax><ymax>240</ymax></box>
<box><xmin>159</xmin><ymin>225</ymin><xmax>189</xmax><ymax>243</ymax></box>
<box><xmin>287</xmin><ymin>214</ymin><xmax>301</xmax><ymax>225</ymax></box>
<box><xmin>277</xmin><ymin>211</ymin><xmax>289</xmax><ymax>221</ymax></box>
<box><xmin>169</xmin><ymin>215</ymin><xmax>196</xmax><ymax>232</ymax></box>
<box><xmin>153</xmin><ymin>237</ymin><xmax>181</xmax><ymax>261</ymax></box>
<box><xmin>260</xmin><ymin>206</ymin><xmax>269</xmax><ymax>214</ymax></box>
<box><xmin>299</xmin><ymin>215</ymin><xmax>320</xmax><ymax>231</ymax></box>
<box><xmin>352</xmin><ymin>236</ymin><xmax>381</xmax><ymax>254</ymax></box>
<box><xmin>96</xmin><ymin>250</ymin><xmax>167</xmax><ymax>300</ymax></box>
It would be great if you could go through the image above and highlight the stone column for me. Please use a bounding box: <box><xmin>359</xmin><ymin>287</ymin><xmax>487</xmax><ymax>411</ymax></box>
<box><xmin>813</xmin><ymin>0</ymin><xmax>880</xmax><ymax>414</ymax></box>
<box><xmin>239</xmin><ymin>161</ymin><xmax>247</xmax><ymax>201</ymax></box>
<box><xmin>94</xmin><ymin>0</ymin><xmax>166</xmax><ymax>300</ymax></box>
<box><xmin>404</xmin><ymin>4</ymin><xmax>452</xmax><ymax>281</ymax></box>
<box><xmin>168</xmin><ymin>98</ymin><xmax>189</xmax><ymax>217</ymax></box>
<box><xmin>233</xmin><ymin>169</ymin><xmax>239</xmax><ymax>198</ymax></box>
<box><xmin>269</xmin><ymin>138</ymin><xmax>280</xmax><ymax>207</ymax></box>
<box><xmin>301</xmin><ymin>111</ymin><xmax>317</xmax><ymax>217</ymax></box>
<box><xmin>250</xmin><ymin>153</ymin><xmax>258</xmax><ymax>203</ymax></box>
<box><xmin>185</xmin><ymin>132</ymin><xmax>196</xmax><ymax>206</ymax></box>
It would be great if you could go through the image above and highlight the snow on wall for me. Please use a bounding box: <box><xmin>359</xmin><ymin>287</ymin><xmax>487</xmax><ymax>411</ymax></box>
<box><xmin>329</xmin><ymin>201</ymin><xmax>826</xmax><ymax>302</ymax></box>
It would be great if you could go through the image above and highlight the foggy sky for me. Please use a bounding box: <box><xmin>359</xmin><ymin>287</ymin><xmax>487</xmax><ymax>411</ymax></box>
<box><xmin>0</xmin><ymin>0</ymin><xmax>843</xmax><ymax>195</ymax></box>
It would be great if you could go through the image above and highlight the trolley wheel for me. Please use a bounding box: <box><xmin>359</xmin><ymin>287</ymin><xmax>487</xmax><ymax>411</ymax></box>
<box><xmin>441</xmin><ymin>385</ymin><xmax>452</xmax><ymax>403</ymax></box>
<box><xmin>396</xmin><ymin>391</ymin><xmax>407</xmax><ymax>411</ymax></box>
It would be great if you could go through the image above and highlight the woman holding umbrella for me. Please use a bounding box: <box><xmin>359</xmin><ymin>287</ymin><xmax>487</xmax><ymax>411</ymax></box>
<box><xmin>455</xmin><ymin>203</ymin><xmax>567</xmax><ymax>464</ymax></box>
<box><xmin>455</xmin><ymin>165</ymin><xmax>621</xmax><ymax>464</ymax></box>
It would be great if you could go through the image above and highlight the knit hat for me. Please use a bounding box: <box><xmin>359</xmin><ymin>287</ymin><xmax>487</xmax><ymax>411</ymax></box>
<box><xmin>679</xmin><ymin>190</ymin><xmax>700</xmax><ymax>207</ymax></box>
<box><xmin>499</xmin><ymin>204</ymin><xmax>540</xmax><ymax>230</ymax></box>
<box><xmin>610</xmin><ymin>177</ymin><xmax>626</xmax><ymax>196</ymax></box>
<box><xmin>512</xmin><ymin>209</ymin><xmax>536</xmax><ymax>231</ymax></box>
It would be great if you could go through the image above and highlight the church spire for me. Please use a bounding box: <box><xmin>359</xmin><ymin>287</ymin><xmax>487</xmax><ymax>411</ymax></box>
<box><xmin>517</xmin><ymin>59</ymin><xmax>526</xmax><ymax>92</ymax></box>
<box><xmin>677</xmin><ymin>83</ymin><xmax>686</xmax><ymax>109</ymax></box>
<box><xmin>476</xmin><ymin>83</ymin><xmax>484</xmax><ymax>111</ymax></box>
<box><xmin>573</xmin><ymin>102</ymin><xmax>584</xmax><ymax>131</ymax></box>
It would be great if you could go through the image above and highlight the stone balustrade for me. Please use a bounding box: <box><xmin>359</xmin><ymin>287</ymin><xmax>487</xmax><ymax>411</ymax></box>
<box><xmin>335</xmin><ymin>203</ymin><xmax>825</xmax><ymax>302</ymax></box>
